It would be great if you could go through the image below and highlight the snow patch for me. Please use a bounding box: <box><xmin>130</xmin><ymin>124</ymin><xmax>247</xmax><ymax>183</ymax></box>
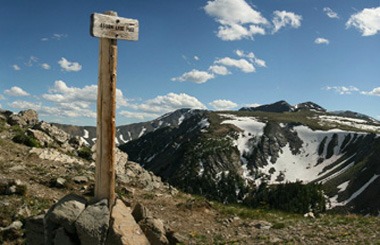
<box><xmin>330</xmin><ymin>175</ymin><xmax>379</xmax><ymax>208</ymax></box>
<box><xmin>178</xmin><ymin>115</ymin><xmax>185</xmax><ymax>125</ymax></box>
<box><xmin>83</xmin><ymin>129</ymin><xmax>89</xmax><ymax>139</ymax></box>
<box><xmin>318</xmin><ymin>115</ymin><xmax>380</xmax><ymax>132</ymax></box>
<box><xmin>138</xmin><ymin>127</ymin><xmax>146</xmax><ymax>138</ymax></box>
<box><xmin>261</xmin><ymin>125</ymin><xmax>358</xmax><ymax>184</ymax></box>
<box><xmin>119</xmin><ymin>134</ymin><xmax>128</xmax><ymax>144</ymax></box>
<box><xmin>198</xmin><ymin>118</ymin><xmax>210</xmax><ymax>129</ymax></box>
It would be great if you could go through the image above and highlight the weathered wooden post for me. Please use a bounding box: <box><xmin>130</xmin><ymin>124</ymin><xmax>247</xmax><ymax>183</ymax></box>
<box><xmin>91</xmin><ymin>11</ymin><xmax>139</xmax><ymax>207</ymax></box>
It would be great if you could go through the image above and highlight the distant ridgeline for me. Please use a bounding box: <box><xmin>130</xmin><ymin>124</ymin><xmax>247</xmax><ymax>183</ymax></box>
<box><xmin>54</xmin><ymin>101</ymin><xmax>380</xmax><ymax>215</ymax></box>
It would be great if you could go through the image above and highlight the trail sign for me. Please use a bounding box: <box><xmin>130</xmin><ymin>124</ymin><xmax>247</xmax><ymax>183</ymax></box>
<box><xmin>91</xmin><ymin>11</ymin><xmax>138</xmax><ymax>208</ymax></box>
<box><xmin>91</xmin><ymin>12</ymin><xmax>139</xmax><ymax>41</ymax></box>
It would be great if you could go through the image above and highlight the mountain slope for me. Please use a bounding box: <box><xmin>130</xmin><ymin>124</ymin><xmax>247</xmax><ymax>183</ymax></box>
<box><xmin>54</xmin><ymin>108</ymin><xmax>205</xmax><ymax>146</ymax></box>
<box><xmin>120</xmin><ymin>104</ymin><xmax>380</xmax><ymax>215</ymax></box>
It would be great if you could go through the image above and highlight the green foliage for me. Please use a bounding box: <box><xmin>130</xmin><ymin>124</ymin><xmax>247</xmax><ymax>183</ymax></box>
<box><xmin>245</xmin><ymin>181</ymin><xmax>326</xmax><ymax>214</ymax></box>
<box><xmin>12</xmin><ymin>131</ymin><xmax>40</xmax><ymax>147</ymax></box>
<box><xmin>77</xmin><ymin>146</ymin><xmax>93</xmax><ymax>161</ymax></box>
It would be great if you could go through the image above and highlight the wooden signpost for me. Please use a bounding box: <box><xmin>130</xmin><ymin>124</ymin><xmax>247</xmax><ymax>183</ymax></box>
<box><xmin>91</xmin><ymin>11</ymin><xmax>139</xmax><ymax>208</ymax></box>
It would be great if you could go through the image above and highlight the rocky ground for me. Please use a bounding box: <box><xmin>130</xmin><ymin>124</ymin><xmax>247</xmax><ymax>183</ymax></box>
<box><xmin>0</xmin><ymin>109</ymin><xmax>380</xmax><ymax>244</ymax></box>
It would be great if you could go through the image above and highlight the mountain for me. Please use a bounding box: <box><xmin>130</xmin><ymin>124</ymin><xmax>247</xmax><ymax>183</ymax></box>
<box><xmin>118</xmin><ymin>101</ymin><xmax>380</xmax><ymax>215</ymax></box>
<box><xmin>54</xmin><ymin>108</ymin><xmax>206</xmax><ymax>146</ymax></box>
<box><xmin>1</xmin><ymin>109</ymin><xmax>380</xmax><ymax>244</ymax></box>
<box><xmin>239</xmin><ymin>100</ymin><xmax>326</xmax><ymax>113</ymax></box>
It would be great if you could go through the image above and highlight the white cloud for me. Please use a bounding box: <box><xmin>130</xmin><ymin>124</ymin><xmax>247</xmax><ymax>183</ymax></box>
<box><xmin>41</xmin><ymin>33</ymin><xmax>67</xmax><ymax>41</ymax></box>
<box><xmin>272</xmin><ymin>10</ymin><xmax>302</xmax><ymax>33</ymax></box>
<box><xmin>4</xmin><ymin>86</ymin><xmax>30</xmax><ymax>97</ymax></box>
<box><xmin>215</xmin><ymin>57</ymin><xmax>255</xmax><ymax>73</ymax></box>
<box><xmin>25</xmin><ymin>56</ymin><xmax>39</xmax><ymax>67</ymax></box>
<box><xmin>314</xmin><ymin>37</ymin><xmax>330</xmax><ymax>45</ymax></box>
<box><xmin>119</xmin><ymin>110</ymin><xmax>160</xmax><ymax>121</ymax></box>
<box><xmin>41</xmin><ymin>63</ymin><xmax>51</xmax><ymax>70</ymax></box>
<box><xmin>43</xmin><ymin>80</ymin><xmax>128</xmax><ymax>107</ymax></box>
<box><xmin>129</xmin><ymin>93</ymin><xmax>207</xmax><ymax>115</ymax></box>
<box><xmin>194</xmin><ymin>56</ymin><xmax>199</xmax><ymax>61</ymax></box>
<box><xmin>12</xmin><ymin>64</ymin><xmax>21</xmax><ymax>71</ymax></box>
<box><xmin>235</xmin><ymin>49</ymin><xmax>266</xmax><ymax>67</ymax></box>
<box><xmin>58</xmin><ymin>57</ymin><xmax>82</xmax><ymax>72</ymax></box>
<box><xmin>204</xmin><ymin>0</ymin><xmax>268</xmax><ymax>41</ymax></box>
<box><xmin>209</xmin><ymin>99</ymin><xmax>238</xmax><ymax>110</ymax></box>
<box><xmin>346</xmin><ymin>7</ymin><xmax>380</xmax><ymax>36</ymax></box>
<box><xmin>208</xmin><ymin>65</ymin><xmax>230</xmax><ymax>75</ymax></box>
<box><xmin>324</xmin><ymin>86</ymin><xmax>359</xmax><ymax>95</ymax></box>
<box><xmin>9</xmin><ymin>100</ymin><xmax>96</xmax><ymax>118</ymax></box>
<box><xmin>246</xmin><ymin>103</ymin><xmax>261</xmax><ymax>108</ymax></box>
<box><xmin>323</xmin><ymin>7</ymin><xmax>339</xmax><ymax>19</ymax></box>
<box><xmin>361</xmin><ymin>87</ymin><xmax>380</xmax><ymax>96</ymax></box>
<box><xmin>171</xmin><ymin>69</ymin><xmax>215</xmax><ymax>83</ymax></box>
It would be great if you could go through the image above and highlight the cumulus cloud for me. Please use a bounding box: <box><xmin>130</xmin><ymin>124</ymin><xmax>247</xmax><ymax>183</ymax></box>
<box><xmin>215</xmin><ymin>57</ymin><xmax>255</xmax><ymax>73</ymax></box>
<box><xmin>128</xmin><ymin>93</ymin><xmax>207</xmax><ymax>115</ymax></box>
<box><xmin>58</xmin><ymin>57</ymin><xmax>82</xmax><ymax>72</ymax></box>
<box><xmin>235</xmin><ymin>49</ymin><xmax>266</xmax><ymax>67</ymax></box>
<box><xmin>272</xmin><ymin>10</ymin><xmax>302</xmax><ymax>33</ymax></box>
<box><xmin>346</xmin><ymin>7</ymin><xmax>380</xmax><ymax>36</ymax></box>
<box><xmin>10</xmin><ymin>100</ymin><xmax>96</xmax><ymax>118</ymax></box>
<box><xmin>323</xmin><ymin>7</ymin><xmax>339</xmax><ymax>19</ymax></box>
<box><xmin>209</xmin><ymin>99</ymin><xmax>238</xmax><ymax>110</ymax></box>
<box><xmin>12</xmin><ymin>64</ymin><xmax>21</xmax><ymax>71</ymax></box>
<box><xmin>361</xmin><ymin>87</ymin><xmax>380</xmax><ymax>96</ymax></box>
<box><xmin>208</xmin><ymin>65</ymin><xmax>230</xmax><ymax>75</ymax></box>
<box><xmin>324</xmin><ymin>86</ymin><xmax>359</xmax><ymax>95</ymax></box>
<box><xmin>171</xmin><ymin>69</ymin><xmax>215</xmax><ymax>83</ymax></box>
<box><xmin>4</xmin><ymin>86</ymin><xmax>30</xmax><ymax>97</ymax></box>
<box><xmin>43</xmin><ymin>80</ymin><xmax>128</xmax><ymax>107</ymax></box>
<box><xmin>204</xmin><ymin>0</ymin><xmax>268</xmax><ymax>41</ymax></box>
<box><xmin>41</xmin><ymin>63</ymin><xmax>51</xmax><ymax>70</ymax></box>
<box><xmin>314</xmin><ymin>37</ymin><xmax>330</xmax><ymax>45</ymax></box>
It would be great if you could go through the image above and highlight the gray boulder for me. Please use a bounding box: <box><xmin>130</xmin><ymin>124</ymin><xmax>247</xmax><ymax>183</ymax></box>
<box><xmin>25</xmin><ymin>214</ymin><xmax>45</xmax><ymax>245</ymax></box>
<box><xmin>75</xmin><ymin>199</ymin><xmax>110</xmax><ymax>245</ymax></box>
<box><xmin>44</xmin><ymin>194</ymin><xmax>87</xmax><ymax>244</ymax></box>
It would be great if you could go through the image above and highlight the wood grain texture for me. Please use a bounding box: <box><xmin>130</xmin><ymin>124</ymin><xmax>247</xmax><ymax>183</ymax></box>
<box><xmin>95</xmin><ymin>35</ymin><xmax>117</xmax><ymax>208</ymax></box>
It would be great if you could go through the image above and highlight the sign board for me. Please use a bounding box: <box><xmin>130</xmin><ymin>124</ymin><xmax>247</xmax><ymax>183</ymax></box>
<box><xmin>91</xmin><ymin>13</ymin><xmax>139</xmax><ymax>41</ymax></box>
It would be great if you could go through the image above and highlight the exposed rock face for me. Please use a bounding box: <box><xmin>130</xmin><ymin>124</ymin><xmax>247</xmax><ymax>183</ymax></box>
<box><xmin>7</xmin><ymin>109</ymin><xmax>39</xmax><ymax>127</ymax></box>
<box><xmin>30</xmin><ymin>148</ymin><xmax>86</xmax><ymax>165</ymax></box>
<box><xmin>106</xmin><ymin>199</ymin><xmax>149</xmax><ymax>245</ymax></box>
<box><xmin>34</xmin><ymin>121</ymin><xmax>70</xmax><ymax>145</ymax></box>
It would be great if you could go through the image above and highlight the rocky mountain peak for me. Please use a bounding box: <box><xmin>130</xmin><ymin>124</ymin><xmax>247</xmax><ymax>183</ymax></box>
<box><xmin>239</xmin><ymin>100</ymin><xmax>294</xmax><ymax>113</ymax></box>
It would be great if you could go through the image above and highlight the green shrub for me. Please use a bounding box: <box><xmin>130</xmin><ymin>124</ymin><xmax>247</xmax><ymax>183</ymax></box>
<box><xmin>12</xmin><ymin>132</ymin><xmax>40</xmax><ymax>147</ymax></box>
<box><xmin>77</xmin><ymin>146</ymin><xmax>93</xmax><ymax>161</ymax></box>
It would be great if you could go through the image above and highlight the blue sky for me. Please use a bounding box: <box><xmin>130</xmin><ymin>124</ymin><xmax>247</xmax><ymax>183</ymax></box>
<box><xmin>1</xmin><ymin>0</ymin><xmax>380</xmax><ymax>126</ymax></box>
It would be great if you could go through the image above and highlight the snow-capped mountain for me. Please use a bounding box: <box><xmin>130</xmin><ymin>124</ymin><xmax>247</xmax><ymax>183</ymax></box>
<box><xmin>54</xmin><ymin>108</ymin><xmax>206</xmax><ymax>146</ymax></box>
<box><xmin>118</xmin><ymin>101</ymin><xmax>380</xmax><ymax>215</ymax></box>
<box><xmin>54</xmin><ymin>100</ymin><xmax>380</xmax><ymax>215</ymax></box>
